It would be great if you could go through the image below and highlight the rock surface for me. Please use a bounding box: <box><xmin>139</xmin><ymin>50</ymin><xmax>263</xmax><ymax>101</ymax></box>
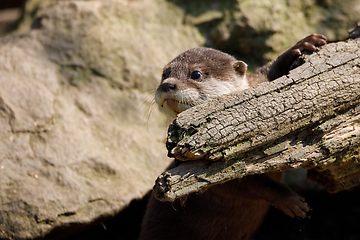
<box><xmin>170</xmin><ymin>0</ymin><xmax>360</xmax><ymax>66</ymax></box>
<box><xmin>0</xmin><ymin>1</ymin><xmax>203</xmax><ymax>239</ymax></box>
<box><xmin>17</xmin><ymin>0</ymin><xmax>360</xmax><ymax>68</ymax></box>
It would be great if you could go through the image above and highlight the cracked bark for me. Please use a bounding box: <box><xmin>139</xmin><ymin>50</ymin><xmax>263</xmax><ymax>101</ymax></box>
<box><xmin>153</xmin><ymin>37</ymin><xmax>360</xmax><ymax>202</ymax></box>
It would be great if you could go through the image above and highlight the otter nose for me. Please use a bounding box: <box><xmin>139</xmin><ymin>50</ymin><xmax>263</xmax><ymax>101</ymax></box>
<box><xmin>160</xmin><ymin>82</ymin><xmax>177</xmax><ymax>92</ymax></box>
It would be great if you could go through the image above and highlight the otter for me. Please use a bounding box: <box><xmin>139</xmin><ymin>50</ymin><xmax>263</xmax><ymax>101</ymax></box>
<box><xmin>140</xmin><ymin>34</ymin><xmax>327</xmax><ymax>240</ymax></box>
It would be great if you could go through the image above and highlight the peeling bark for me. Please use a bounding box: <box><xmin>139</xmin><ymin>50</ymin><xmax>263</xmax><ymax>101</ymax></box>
<box><xmin>154</xmin><ymin>37</ymin><xmax>360</xmax><ymax>201</ymax></box>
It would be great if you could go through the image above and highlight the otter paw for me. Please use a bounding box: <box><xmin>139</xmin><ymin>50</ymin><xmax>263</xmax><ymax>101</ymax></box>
<box><xmin>273</xmin><ymin>191</ymin><xmax>311</xmax><ymax>218</ymax></box>
<box><xmin>293</xmin><ymin>33</ymin><xmax>327</xmax><ymax>55</ymax></box>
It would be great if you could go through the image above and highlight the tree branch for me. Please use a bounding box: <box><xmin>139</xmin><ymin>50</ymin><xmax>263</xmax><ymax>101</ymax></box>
<box><xmin>154</xmin><ymin>37</ymin><xmax>360</xmax><ymax>202</ymax></box>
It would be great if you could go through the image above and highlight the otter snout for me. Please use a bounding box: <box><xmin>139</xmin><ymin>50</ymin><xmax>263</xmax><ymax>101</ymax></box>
<box><xmin>155</xmin><ymin>77</ymin><xmax>201</xmax><ymax>118</ymax></box>
<box><xmin>159</xmin><ymin>82</ymin><xmax>177</xmax><ymax>92</ymax></box>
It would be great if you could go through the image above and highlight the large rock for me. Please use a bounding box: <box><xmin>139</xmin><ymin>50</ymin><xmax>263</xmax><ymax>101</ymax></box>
<box><xmin>0</xmin><ymin>1</ymin><xmax>203</xmax><ymax>239</ymax></box>
<box><xmin>170</xmin><ymin>0</ymin><xmax>360</xmax><ymax>66</ymax></box>
<box><xmin>18</xmin><ymin>0</ymin><xmax>360</xmax><ymax>67</ymax></box>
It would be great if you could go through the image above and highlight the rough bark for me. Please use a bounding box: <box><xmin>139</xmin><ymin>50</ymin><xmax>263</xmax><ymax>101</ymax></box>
<box><xmin>154</xmin><ymin>37</ymin><xmax>360</xmax><ymax>202</ymax></box>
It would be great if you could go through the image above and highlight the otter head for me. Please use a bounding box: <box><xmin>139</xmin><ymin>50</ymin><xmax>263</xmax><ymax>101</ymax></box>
<box><xmin>155</xmin><ymin>47</ymin><xmax>248</xmax><ymax>119</ymax></box>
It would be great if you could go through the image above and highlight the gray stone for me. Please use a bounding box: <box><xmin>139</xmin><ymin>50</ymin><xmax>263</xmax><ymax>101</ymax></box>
<box><xmin>0</xmin><ymin>1</ymin><xmax>203</xmax><ymax>239</ymax></box>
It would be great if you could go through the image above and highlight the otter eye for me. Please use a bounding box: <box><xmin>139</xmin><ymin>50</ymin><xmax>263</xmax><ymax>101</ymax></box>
<box><xmin>190</xmin><ymin>71</ymin><xmax>202</xmax><ymax>80</ymax></box>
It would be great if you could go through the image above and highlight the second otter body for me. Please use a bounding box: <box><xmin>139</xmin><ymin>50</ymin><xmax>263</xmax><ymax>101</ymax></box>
<box><xmin>140</xmin><ymin>34</ymin><xmax>326</xmax><ymax>240</ymax></box>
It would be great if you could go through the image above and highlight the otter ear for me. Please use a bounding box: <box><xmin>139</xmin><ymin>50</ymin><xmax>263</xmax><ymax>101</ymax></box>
<box><xmin>233</xmin><ymin>60</ymin><xmax>247</xmax><ymax>76</ymax></box>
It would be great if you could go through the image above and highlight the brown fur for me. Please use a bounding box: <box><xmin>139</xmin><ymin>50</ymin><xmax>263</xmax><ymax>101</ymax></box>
<box><xmin>141</xmin><ymin>34</ymin><xmax>327</xmax><ymax>240</ymax></box>
<box><xmin>155</xmin><ymin>47</ymin><xmax>249</xmax><ymax>118</ymax></box>
<box><xmin>140</xmin><ymin>172</ymin><xmax>284</xmax><ymax>240</ymax></box>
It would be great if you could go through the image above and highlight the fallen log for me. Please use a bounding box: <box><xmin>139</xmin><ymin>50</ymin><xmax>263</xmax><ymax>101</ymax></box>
<box><xmin>153</xmin><ymin>35</ymin><xmax>360</xmax><ymax>202</ymax></box>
